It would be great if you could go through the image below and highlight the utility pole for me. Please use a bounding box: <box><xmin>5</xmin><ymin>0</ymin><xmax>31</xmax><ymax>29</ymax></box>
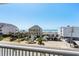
<box><xmin>70</xmin><ymin>27</ymin><xmax>74</xmax><ymax>47</ymax></box>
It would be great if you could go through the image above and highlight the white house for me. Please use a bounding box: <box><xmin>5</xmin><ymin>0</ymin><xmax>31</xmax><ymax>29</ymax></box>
<box><xmin>59</xmin><ymin>26</ymin><xmax>79</xmax><ymax>39</ymax></box>
<box><xmin>0</xmin><ymin>23</ymin><xmax>19</xmax><ymax>34</ymax></box>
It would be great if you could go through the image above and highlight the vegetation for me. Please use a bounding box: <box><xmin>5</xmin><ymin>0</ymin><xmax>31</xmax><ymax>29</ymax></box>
<box><xmin>16</xmin><ymin>32</ymin><xmax>22</xmax><ymax>43</ymax></box>
<box><xmin>2</xmin><ymin>34</ymin><xmax>10</xmax><ymax>38</ymax></box>
<box><xmin>54</xmin><ymin>37</ymin><xmax>58</xmax><ymax>41</ymax></box>
<box><xmin>9</xmin><ymin>32</ymin><xmax>18</xmax><ymax>41</ymax></box>
<box><xmin>26</xmin><ymin>37</ymin><xmax>36</xmax><ymax>44</ymax></box>
<box><xmin>36</xmin><ymin>37</ymin><xmax>44</xmax><ymax>45</ymax></box>
<box><xmin>9</xmin><ymin>32</ymin><xmax>23</xmax><ymax>42</ymax></box>
<box><xmin>25</xmin><ymin>37</ymin><xmax>29</xmax><ymax>41</ymax></box>
<box><xmin>20</xmin><ymin>38</ymin><xmax>25</xmax><ymax>41</ymax></box>
<box><xmin>10</xmin><ymin>36</ymin><xmax>17</xmax><ymax>41</ymax></box>
<box><xmin>5</xmin><ymin>31</ymin><xmax>61</xmax><ymax>44</ymax></box>
<box><xmin>50</xmin><ymin>34</ymin><xmax>61</xmax><ymax>41</ymax></box>
<box><xmin>0</xmin><ymin>35</ymin><xmax>3</xmax><ymax>41</ymax></box>
<box><xmin>9</xmin><ymin>32</ymin><xmax>29</xmax><ymax>43</ymax></box>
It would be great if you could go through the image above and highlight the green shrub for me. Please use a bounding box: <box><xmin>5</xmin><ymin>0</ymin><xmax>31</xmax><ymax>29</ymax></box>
<box><xmin>20</xmin><ymin>38</ymin><xmax>25</xmax><ymax>41</ymax></box>
<box><xmin>37</xmin><ymin>37</ymin><xmax>44</xmax><ymax>45</ymax></box>
<box><xmin>10</xmin><ymin>36</ymin><xmax>17</xmax><ymax>41</ymax></box>
<box><xmin>2</xmin><ymin>34</ymin><xmax>10</xmax><ymax>38</ymax></box>
<box><xmin>0</xmin><ymin>35</ymin><xmax>3</xmax><ymax>41</ymax></box>
<box><xmin>25</xmin><ymin>37</ymin><xmax>29</xmax><ymax>41</ymax></box>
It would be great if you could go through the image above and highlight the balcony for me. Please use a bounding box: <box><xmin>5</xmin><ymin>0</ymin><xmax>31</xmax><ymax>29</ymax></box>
<box><xmin>0</xmin><ymin>43</ymin><xmax>79</xmax><ymax>56</ymax></box>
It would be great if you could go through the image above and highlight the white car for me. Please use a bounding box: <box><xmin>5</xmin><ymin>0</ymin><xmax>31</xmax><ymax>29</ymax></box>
<box><xmin>70</xmin><ymin>41</ymin><xmax>79</xmax><ymax>48</ymax></box>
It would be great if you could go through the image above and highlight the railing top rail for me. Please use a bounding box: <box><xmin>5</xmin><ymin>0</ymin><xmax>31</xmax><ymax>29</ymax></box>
<box><xmin>0</xmin><ymin>43</ymin><xmax>79</xmax><ymax>56</ymax></box>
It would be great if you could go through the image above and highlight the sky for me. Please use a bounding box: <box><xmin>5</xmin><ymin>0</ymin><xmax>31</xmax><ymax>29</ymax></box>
<box><xmin>0</xmin><ymin>3</ymin><xmax>79</xmax><ymax>30</ymax></box>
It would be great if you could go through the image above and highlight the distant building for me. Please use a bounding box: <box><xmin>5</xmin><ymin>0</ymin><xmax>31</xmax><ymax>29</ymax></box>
<box><xmin>0</xmin><ymin>23</ymin><xmax>19</xmax><ymax>34</ymax></box>
<box><xmin>43</xmin><ymin>32</ymin><xmax>58</xmax><ymax>37</ymax></box>
<box><xmin>28</xmin><ymin>25</ymin><xmax>43</xmax><ymax>37</ymax></box>
<box><xmin>43</xmin><ymin>29</ymin><xmax>58</xmax><ymax>35</ymax></box>
<box><xmin>59</xmin><ymin>26</ymin><xmax>79</xmax><ymax>40</ymax></box>
<box><xmin>43</xmin><ymin>32</ymin><xmax>58</xmax><ymax>40</ymax></box>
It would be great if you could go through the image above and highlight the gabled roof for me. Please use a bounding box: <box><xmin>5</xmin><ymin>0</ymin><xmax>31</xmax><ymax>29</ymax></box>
<box><xmin>0</xmin><ymin>23</ymin><xmax>18</xmax><ymax>29</ymax></box>
<box><xmin>29</xmin><ymin>25</ymin><xmax>42</xmax><ymax>30</ymax></box>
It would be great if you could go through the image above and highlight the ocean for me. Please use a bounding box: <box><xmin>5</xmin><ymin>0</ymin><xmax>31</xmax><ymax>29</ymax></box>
<box><xmin>43</xmin><ymin>29</ymin><xmax>58</xmax><ymax>32</ymax></box>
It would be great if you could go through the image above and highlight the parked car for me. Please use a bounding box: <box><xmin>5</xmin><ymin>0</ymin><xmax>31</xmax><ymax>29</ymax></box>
<box><xmin>70</xmin><ymin>41</ymin><xmax>78</xmax><ymax>48</ymax></box>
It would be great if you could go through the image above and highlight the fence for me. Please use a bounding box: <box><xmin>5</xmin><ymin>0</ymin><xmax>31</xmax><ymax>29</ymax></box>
<box><xmin>0</xmin><ymin>43</ymin><xmax>79</xmax><ymax>56</ymax></box>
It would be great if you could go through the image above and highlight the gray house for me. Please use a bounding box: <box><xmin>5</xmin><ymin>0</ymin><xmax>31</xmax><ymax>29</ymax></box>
<box><xmin>28</xmin><ymin>25</ymin><xmax>43</xmax><ymax>37</ymax></box>
<box><xmin>0</xmin><ymin>23</ymin><xmax>19</xmax><ymax>35</ymax></box>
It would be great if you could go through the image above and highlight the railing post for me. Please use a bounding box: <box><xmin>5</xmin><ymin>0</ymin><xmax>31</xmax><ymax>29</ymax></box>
<box><xmin>40</xmin><ymin>53</ymin><xmax>43</xmax><ymax>56</ymax></box>
<box><xmin>15</xmin><ymin>50</ymin><xmax>17</xmax><ymax>56</ymax></box>
<box><xmin>12</xmin><ymin>49</ymin><xmax>14</xmax><ymax>56</ymax></box>
<box><xmin>32</xmin><ymin>52</ymin><xmax>34</xmax><ymax>56</ymax></box>
<box><xmin>43</xmin><ymin>53</ymin><xmax>46</xmax><ymax>56</ymax></box>
<box><xmin>3</xmin><ymin>48</ymin><xmax>5</xmax><ymax>56</ymax></box>
<box><xmin>18</xmin><ymin>50</ymin><xmax>20</xmax><ymax>56</ymax></box>
<box><xmin>6</xmin><ymin>48</ymin><xmax>8</xmax><ymax>56</ymax></box>
<box><xmin>25</xmin><ymin>51</ymin><xmax>27</xmax><ymax>56</ymax></box>
<box><xmin>28</xmin><ymin>51</ymin><xmax>30</xmax><ymax>56</ymax></box>
<box><xmin>22</xmin><ymin>50</ymin><xmax>24</xmax><ymax>56</ymax></box>
<box><xmin>36</xmin><ymin>52</ymin><xmax>38</xmax><ymax>56</ymax></box>
<box><xmin>48</xmin><ymin>53</ymin><xmax>51</xmax><ymax>56</ymax></box>
<box><xmin>1</xmin><ymin>48</ymin><xmax>3</xmax><ymax>56</ymax></box>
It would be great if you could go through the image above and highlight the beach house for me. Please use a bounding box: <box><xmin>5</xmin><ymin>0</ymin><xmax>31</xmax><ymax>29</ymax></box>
<box><xmin>0</xmin><ymin>23</ymin><xmax>19</xmax><ymax>35</ymax></box>
<box><xmin>28</xmin><ymin>25</ymin><xmax>43</xmax><ymax>37</ymax></box>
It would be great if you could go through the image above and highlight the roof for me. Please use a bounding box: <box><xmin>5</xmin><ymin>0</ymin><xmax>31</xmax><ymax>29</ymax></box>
<box><xmin>29</xmin><ymin>25</ymin><xmax>42</xmax><ymax>30</ymax></box>
<box><xmin>0</xmin><ymin>23</ymin><xmax>19</xmax><ymax>29</ymax></box>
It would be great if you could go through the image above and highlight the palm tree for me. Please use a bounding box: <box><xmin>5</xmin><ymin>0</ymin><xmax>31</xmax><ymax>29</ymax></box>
<box><xmin>16</xmin><ymin>32</ymin><xmax>21</xmax><ymax>43</ymax></box>
<box><xmin>37</xmin><ymin>37</ymin><xmax>44</xmax><ymax>45</ymax></box>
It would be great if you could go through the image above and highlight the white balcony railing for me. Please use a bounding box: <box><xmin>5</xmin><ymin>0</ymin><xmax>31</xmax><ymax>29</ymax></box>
<box><xmin>0</xmin><ymin>43</ymin><xmax>79</xmax><ymax>56</ymax></box>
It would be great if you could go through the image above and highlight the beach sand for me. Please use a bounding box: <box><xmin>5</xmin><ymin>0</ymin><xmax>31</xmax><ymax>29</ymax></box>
<box><xmin>0</xmin><ymin>37</ymin><xmax>71</xmax><ymax>49</ymax></box>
